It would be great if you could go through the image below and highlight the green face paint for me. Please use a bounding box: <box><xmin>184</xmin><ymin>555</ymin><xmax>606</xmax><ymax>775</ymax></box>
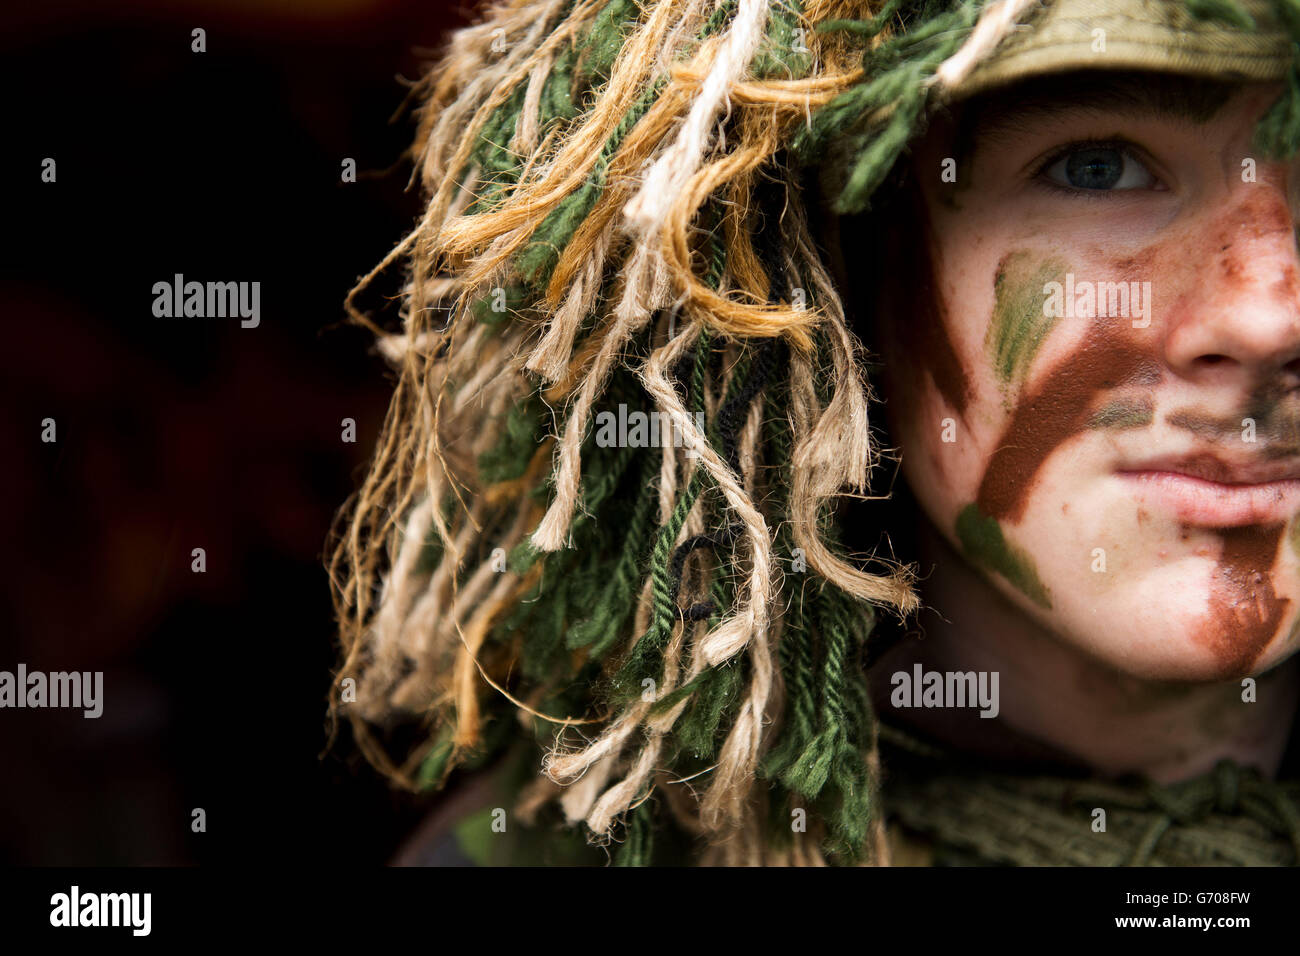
<box><xmin>1087</xmin><ymin>398</ymin><xmax>1155</xmax><ymax>431</ymax></box>
<box><xmin>956</xmin><ymin>504</ymin><xmax>1052</xmax><ymax>609</ymax></box>
<box><xmin>986</xmin><ymin>251</ymin><xmax>1067</xmax><ymax>393</ymax></box>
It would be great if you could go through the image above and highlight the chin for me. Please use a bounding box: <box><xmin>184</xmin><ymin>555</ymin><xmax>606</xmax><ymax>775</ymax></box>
<box><xmin>1052</xmin><ymin>572</ymin><xmax>1295</xmax><ymax>683</ymax></box>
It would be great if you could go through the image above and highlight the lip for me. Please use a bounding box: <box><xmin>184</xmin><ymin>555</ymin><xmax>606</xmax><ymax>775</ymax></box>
<box><xmin>1116</xmin><ymin>455</ymin><xmax>1300</xmax><ymax>527</ymax></box>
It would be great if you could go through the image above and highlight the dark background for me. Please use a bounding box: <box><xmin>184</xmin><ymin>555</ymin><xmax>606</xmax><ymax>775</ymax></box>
<box><xmin>1</xmin><ymin>0</ymin><xmax>475</xmax><ymax>864</ymax></box>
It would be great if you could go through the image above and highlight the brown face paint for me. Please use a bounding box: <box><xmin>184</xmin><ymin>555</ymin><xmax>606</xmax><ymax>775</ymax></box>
<box><xmin>1109</xmin><ymin>246</ymin><xmax>1158</xmax><ymax>282</ymax></box>
<box><xmin>953</xmin><ymin>253</ymin><xmax>1156</xmax><ymax>603</ymax></box>
<box><xmin>962</xmin><ymin>243</ymin><xmax>1292</xmax><ymax>673</ymax></box>
<box><xmin>976</xmin><ymin>326</ymin><xmax>1150</xmax><ymax>522</ymax></box>
<box><xmin>1199</xmin><ymin>524</ymin><xmax>1289</xmax><ymax>676</ymax></box>
<box><xmin>973</xmin><ymin>241</ymin><xmax>1174</xmax><ymax>520</ymax></box>
<box><xmin>1216</xmin><ymin>186</ymin><xmax>1293</xmax><ymax>245</ymax></box>
<box><xmin>1289</xmin><ymin>520</ymin><xmax>1300</xmax><ymax>646</ymax></box>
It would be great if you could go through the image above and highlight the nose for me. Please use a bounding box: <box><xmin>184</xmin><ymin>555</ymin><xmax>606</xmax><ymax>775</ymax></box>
<box><xmin>1161</xmin><ymin>183</ymin><xmax>1300</xmax><ymax>386</ymax></box>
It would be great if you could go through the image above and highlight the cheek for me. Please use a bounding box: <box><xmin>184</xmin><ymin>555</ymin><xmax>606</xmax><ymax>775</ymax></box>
<box><xmin>879</xmin><ymin>314</ymin><xmax>987</xmax><ymax>530</ymax></box>
<box><xmin>881</xmin><ymin>235</ymin><xmax>1299</xmax><ymax>679</ymax></box>
<box><xmin>875</xmin><ymin>232</ymin><xmax>995</xmax><ymax>506</ymax></box>
<box><xmin>880</xmin><ymin>243</ymin><xmax>1077</xmax><ymax>529</ymax></box>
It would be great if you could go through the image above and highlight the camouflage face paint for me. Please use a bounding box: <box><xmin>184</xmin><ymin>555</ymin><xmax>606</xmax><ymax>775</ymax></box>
<box><xmin>895</xmin><ymin>177</ymin><xmax>1298</xmax><ymax>675</ymax></box>
<box><xmin>977</xmin><ymin>327</ymin><xmax>1150</xmax><ymax>523</ymax></box>
<box><xmin>1168</xmin><ymin>406</ymin><xmax>1300</xmax><ymax>457</ymax></box>
<box><xmin>955</xmin><ymin>255</ymin><xmax>1151</xmax><ymax>609</ymax></box>
<box><xmin>1290</xmin><ymin>517</ymin><xmax>1300</xmax><ymax>644</ymax></box>
<box><xmin>986</xmin><ymin>251</ymin><xmax>1067</xmax><ymax>392</ymax></box>
<box><xmin>955</xmin><ymin>503</ymin><xmax>1051</xmax><ymax>608</ymax></box>
<box><xmin>1088</xmin><ymin>397</ymin><xmax>1155</xmax><ymax>431</ymax></box>
<box><xmin>1200</xmin><ymin>525</ymin><xmax>1289</xmax><ymax>676</ymax></box>
<box><xmin>968</xmin><ymin>230</ymin><xmax>1296</xmax><ymax>675</ymax></box>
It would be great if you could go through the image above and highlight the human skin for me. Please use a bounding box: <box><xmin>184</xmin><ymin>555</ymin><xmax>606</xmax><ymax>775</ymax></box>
<box><xmin>869</xmin><ymin>75</ymin><xmax>1300</xmax><ymax>781</ymax></box>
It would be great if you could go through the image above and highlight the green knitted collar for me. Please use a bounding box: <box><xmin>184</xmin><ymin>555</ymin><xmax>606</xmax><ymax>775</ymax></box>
<box><xmin>878</xmin><ymin>721</ymin><xmax>1300</xmax><ymax>866</ymax></box>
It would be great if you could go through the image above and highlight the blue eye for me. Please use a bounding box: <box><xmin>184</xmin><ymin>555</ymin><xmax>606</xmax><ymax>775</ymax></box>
<box><xmin>1042</xmin><ymin>145</ymin><xmax>1158</xmax><ymax>191</ymax></box>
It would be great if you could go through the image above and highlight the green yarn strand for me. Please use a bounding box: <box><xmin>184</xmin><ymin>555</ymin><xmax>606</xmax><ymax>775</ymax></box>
<box><xmin>1255</xmin><ymin>0</ymin><xmax>1300</xmax><ymax>157</ymax></box>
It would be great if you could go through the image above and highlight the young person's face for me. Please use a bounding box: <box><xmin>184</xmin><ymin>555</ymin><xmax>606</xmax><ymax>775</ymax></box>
<box><xmin>877</xmin><ymin>73</ymin><xmax>1300</xmax><ymax>681</ymax></box>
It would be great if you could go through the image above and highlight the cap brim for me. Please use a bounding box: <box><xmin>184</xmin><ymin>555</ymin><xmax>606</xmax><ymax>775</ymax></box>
<box><xmin>947</xmin><ymin>0</ymin><xmax>1292</xmax><ymax>101</ymax></box>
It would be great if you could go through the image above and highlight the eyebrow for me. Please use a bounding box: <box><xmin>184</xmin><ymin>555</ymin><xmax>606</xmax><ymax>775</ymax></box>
<box><xmin>953</xmin><ymin>71</ymin><xmax>1237</xmax><ymax>153</ymax></box>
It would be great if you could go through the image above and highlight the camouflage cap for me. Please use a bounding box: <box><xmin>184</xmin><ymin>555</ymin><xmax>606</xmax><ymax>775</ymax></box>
<box><xmin>952</xmin><ymin>0</ymin><xmax>1294</xmax><ymax>100</ymax></box>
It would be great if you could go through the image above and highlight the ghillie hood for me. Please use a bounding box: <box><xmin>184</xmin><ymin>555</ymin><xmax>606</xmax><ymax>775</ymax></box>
<box><xmin>329</xmin><ymin>0</ymin><xmax>1299</xmax><ymax>865</ymax></box>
